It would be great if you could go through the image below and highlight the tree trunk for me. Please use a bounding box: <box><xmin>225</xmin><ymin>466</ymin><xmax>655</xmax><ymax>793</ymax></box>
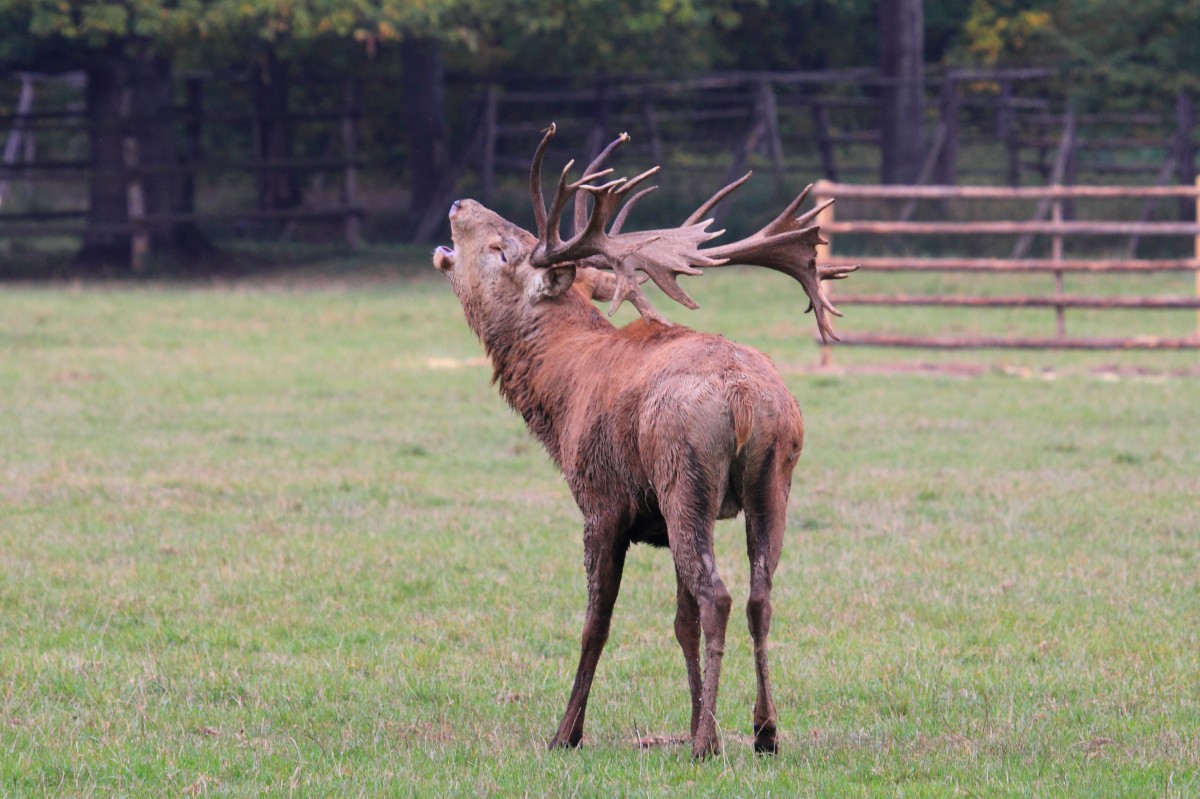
<box><xmin>401</xmin><ymin>37</ymin><xmax>448</xmax><ymax>232</ymax></box>
<box><xmin>255</xmin><ymin>48</ymin><xmax>301</xmax><ymax>211</ymax></box>
<box><xmin>75</xmin><ymin>52</ymin><xmax>131</xmax><ymax>270</ymax></box>
<box><xmin>1176</xmin><ymin>91</ymin><xmax>1196</xmax><ymax>222</ymax></box>
<box><xmin>879</xmin><ymin>0</ymin><xmax>925</xmax><ymax>184</ymax></box>
<box><xmin>128</xmin><ymin>50</ymin><xmax>217</xmax><ymax>267</ymax></box>
<box><xmin>76</xmin><ymin>45</ymin><xmax>216</xmax><ymax>272</ymax></box>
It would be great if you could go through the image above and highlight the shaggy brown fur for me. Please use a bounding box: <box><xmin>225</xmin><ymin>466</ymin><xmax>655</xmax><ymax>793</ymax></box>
<box><xmin>435</xmin><ymin>199</ymin><xmax>805</xmax><ymax>758</ymax></box>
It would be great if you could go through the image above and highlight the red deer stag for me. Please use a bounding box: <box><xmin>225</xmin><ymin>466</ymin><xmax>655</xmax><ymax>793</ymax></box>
<box><xmin>433</xmin><ymin>124</ymin><xmax>855</xmax><ymax>758</ymax></box>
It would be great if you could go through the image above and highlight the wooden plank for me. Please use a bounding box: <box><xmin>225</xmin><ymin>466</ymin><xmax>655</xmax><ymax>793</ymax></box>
<box><xmin>831</xmin><ymin>332</ymin><xmax>1200</xmax><ymax>350</ymax></box>
<box><xmin>1195</xmin><ymin>176</ymin><xmax>1200</xmax><ymax>334</ymax></box>
<box><xmin>823</xmin><ymin>257</ymin><xmax>1200</xmax><ymax>273</ymax></box>
<box><xmin>0</xmin><ymin>209</ymin><xmax>86</xmax><ymax>221</ymax></box>
<box><xmin>0</xmin><ymin>160</ymin><xmax>90</xmax><ymax>173</ymax></box>
<box><xmin>0</xmin><ymin>207</ymin><xmax>364</xmax><ymax>237</ymax></box>
<box><xmin>822</xmin><ymin>220</ymin><xmax>1200</xmax><ymax>236</ymax></box>
<box><xmin>128</xmin><ymin>159</ymin><xmax>367</xmax><ymax>175</ymax></box>
<box><xmin>836</xmin><ymin>294</ymin><xmax>1200</xmax><ymax>309</ymax></box>
<box><xmin>1017</xmin><ymin>136</ymin><xmax>1175</xmax><ymax>150</ymax></box>
<box><xmin>818</xmin><ymin>183</ymin><xmax>1200</xmax><ymax>199</ymax></box>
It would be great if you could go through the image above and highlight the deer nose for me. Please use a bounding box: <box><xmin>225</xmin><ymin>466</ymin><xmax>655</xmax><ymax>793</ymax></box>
<box><xmin>449</xmin><ymin>200</ymin><xmax>463</xmax><ymax>218</ymax></box>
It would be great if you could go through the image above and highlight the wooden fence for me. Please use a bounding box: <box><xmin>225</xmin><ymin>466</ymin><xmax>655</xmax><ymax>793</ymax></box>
<box><xmin>1</xmin><ymin>67</ymin><xmax>1197</xmax><ymax>261</ymax></box>
<box><xmin>0</xmin><ymin>71</ymin><xmax>363</xmax><ymax>258</ymax></box>
<box><xmin>460</xmin><ymin>68</ymin><xmax>1197</xmax><ymax>192</ymax></box>
<box><xmin>813</xmin><ymin>180</ymin><xmax>1200</xmax><ymax>351</ymax></box>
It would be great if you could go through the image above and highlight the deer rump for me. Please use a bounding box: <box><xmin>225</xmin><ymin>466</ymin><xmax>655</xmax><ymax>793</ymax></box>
<box><xmin>529</xmin><ymin>322</ymin><xmax>803</xmax><ymax>551</ymax></box>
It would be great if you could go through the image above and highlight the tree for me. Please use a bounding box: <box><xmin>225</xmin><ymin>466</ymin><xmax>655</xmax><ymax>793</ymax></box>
<box><xmin>879</xmin><ymin>0</ymin><xmax>925</xmax><ymax>183</ymax></box>
<box><xmin>954</xmin><ymin>0</ymin><xmax>1199</xmax><ymax>104</ymax></box>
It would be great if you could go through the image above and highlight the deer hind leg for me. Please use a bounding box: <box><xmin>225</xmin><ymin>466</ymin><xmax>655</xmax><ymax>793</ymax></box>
<box><xmin>743</xmin><ymin>446</ymin><xmax>789</xmax><ymax>754</ymax></box>
<box><xmin>549</xmin><ymin>521</ymin><xmax>627</xmax><ymax>750</ymax></box>
<box><xmin>673</xmin><ymin>565</ymin><xmax>703</xmax><ymax>738</ymax></box>
<box><xmin>686</xmin><ymin>541</ymin><xmax>732</xmax><ymax>760</ymax></box>
<box><xmin>662</xmin><ymin>466</ymin><xmax>732</xmax><ymax>758</ymax></box>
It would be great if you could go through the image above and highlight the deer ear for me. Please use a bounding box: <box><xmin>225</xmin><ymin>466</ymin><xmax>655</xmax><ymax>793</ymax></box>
<box><xmin>575</xmin><ymin>267</ymin><xmax>617</xmax><ymax>301</ymax></box>
<box><xmin>531</xmin><ymin>265</ymin><xmax>576</xmax><ymax>300</ymax></box>
<box><xmin>576</xmin><ymin>266</ymin><xmax>650</xmax><ymax>302</ymax></box>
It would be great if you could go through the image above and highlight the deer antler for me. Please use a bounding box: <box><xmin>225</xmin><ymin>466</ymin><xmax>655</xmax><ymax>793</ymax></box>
<box><xmin>528</xmin><ymin>124</ymin><xmax>855</xmax><ymax>338</ymax></box>
<box><xmin>698</xmin><ymin>179</ymin><xmax>858</xmax><ymax>344</ymax></box>
<box><xmin>529</xmin><ymin>125</ymin><xmax>725</xmax><ymax>324</ymax></box>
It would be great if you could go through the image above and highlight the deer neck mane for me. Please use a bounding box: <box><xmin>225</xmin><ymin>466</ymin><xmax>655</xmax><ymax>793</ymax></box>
<box><xmin>472</xmin><ymin>290</ymin><xmax>613</xmax><ymax>466</ymax></box>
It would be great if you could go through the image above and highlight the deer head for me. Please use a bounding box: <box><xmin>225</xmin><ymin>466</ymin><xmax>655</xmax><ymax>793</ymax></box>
<box><xmin>434</xmin><ymin>123</ymin><xmax>856</xmax><ymax>342</ymax></box>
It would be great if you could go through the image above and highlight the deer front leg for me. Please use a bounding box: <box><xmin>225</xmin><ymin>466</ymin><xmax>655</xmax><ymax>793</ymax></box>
<box><xmin>549</xmin><ymin>522</ymin><xmax>627</xmax><ymax>750</ymax></box>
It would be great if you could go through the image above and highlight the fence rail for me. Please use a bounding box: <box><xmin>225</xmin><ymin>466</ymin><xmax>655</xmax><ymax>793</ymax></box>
<box><xmin>814</xmin><ymin>180</ymin><xmax>1200</xmax><ymax>352</ymax></box>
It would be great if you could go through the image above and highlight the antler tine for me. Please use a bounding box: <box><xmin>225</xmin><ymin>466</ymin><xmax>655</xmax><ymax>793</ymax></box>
<box><xmin>574</xmin><ymin>132</ymin><xmax>631</xmax><ymax>234</ymax></box>
<box><xmin>764</xmin><ymin>183</ymin><xmax>814</xmax><ymax>233</ymax></box>
<box><xmin>543</xmin><ymin>159</ymin><xmax>617</xmax><ymax>248</ymax></box>
<box><xmin>795</xmin><ymin>196</ymin><xmax>835</xmax><ymax>230</ymax></box>
<box><xmin>532</xmin><ymin>138</ymin><xmax>662</xmax><ymax>269</ymax></box>
<box><xmin>530</xmin><ymin>123</ymin><xmax>557</xmax><ymax>240</ymax></box>
<box><xmin>610</xmin><ymin>186</ymin><xmax>657</xmax><ymax>235</ymax></box>
<box><xmin>580</xmin><ymin>166</ymin><xmax>659</xmax><ymax>223</ymax></box>
<box><xmin>683</xmin><ymin>171</ymin><xmax>752</xmax><ymax>226</ymax></box>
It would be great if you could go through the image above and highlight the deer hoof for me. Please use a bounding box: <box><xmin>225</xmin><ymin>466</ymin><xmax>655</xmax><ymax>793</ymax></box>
<box><xmin>548</xmin><ymin>734</ymin><xmax>582</xmax><ymax>751</ymax></box>
<box><xmin>753</xmin><ymin>723</ymin><xmax>778</xmax><ymax>755</ymax></box>
<box><xmin>691</xmin><ymin>737</ymin><xmax>721</xmax><ymax>760</ymax></box>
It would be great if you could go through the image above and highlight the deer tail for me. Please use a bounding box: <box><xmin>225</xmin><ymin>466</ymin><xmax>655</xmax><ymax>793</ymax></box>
<box><xmin>728</xmin><ymin>379</ymin><xmax>755</xmax><ymax>456</ymax></box>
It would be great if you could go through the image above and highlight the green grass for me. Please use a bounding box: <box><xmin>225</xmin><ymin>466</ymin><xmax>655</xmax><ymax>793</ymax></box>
<box><xmin>1</xmin><ymin>247</ymin><xmax>1198</xmax><ymax>797</ymax></box>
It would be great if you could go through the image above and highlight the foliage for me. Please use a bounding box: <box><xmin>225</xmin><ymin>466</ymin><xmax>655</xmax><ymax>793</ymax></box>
<box><xmin>441</xmin><ymin>0</ymin><xmax>754</xmax><ymax>75</ymax></box>
<box><xmin>709</xmin><ymin>0</ymin><xmax>879</xmax><ymax>71</ymax></box>
<box><xmin>954</xmin><ymin>0</ymin><xmax>1200</xmax><ymax>103</ymax></box>
<box><xmin>957</xmin><ymin>0</ymin><xmax>1054</xmax><ymax>65</ymax></box>
<box><xmin>0</xmin><ymin>0</ymin><xmax>453</xmax><ymax>44</ymax></box>
<box><xmin>3</xmin><ymin>0</ymin><xmax>1195</xmax><ymax>94</ymax></box>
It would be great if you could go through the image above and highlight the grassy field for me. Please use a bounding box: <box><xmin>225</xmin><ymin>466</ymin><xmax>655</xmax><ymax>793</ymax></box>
<box><xmin>1</xmin><ymin>247</ymin><xmax>1198</xmax><ymax>797</ymax></box>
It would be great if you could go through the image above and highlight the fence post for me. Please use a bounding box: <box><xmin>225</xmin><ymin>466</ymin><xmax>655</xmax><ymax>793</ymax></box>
<box><xmin>812</xmin><ymin>99</ymin><xmax>838</xmax><ymax>181</ymax></box>
<box><xmin>935</xmin><ymin>72</ymin><xmax>959</xmax><ymax>185</ymax></box>
<box><xmin>341</xmin><ymin>77</ymin><xmax>361</xmax><ymax>249</ymax></box>
<box><xmin>181</xmin><ymin>77</ymin><xmax>203</xmax><ymax>220</ymax></box>
<box><xmin>1052</xmin><ymin>197</ymin><xmax>1065</xmax><ymax>337</ymax></box>
<box><xmin>124</xmin><ymin>135</ymin><xmax>148</xmax><ymax>272</ymax></box>
<box><xmin>1179</xmin><ymin>92</ymin><xmax>1196</xmax><ymax>222</ymax></box>
<box><xmin>0</xmin><ymin>73</ymin><xmax>35</xmax><ymax>208</ymax></box>
<box><xmin>641</xmin><ymin>90</ymin><xmax>663</xmax><ymax>164</ymax></box>
<box><xmin>759</xmin><ymin>79</ymin><xmax>787</xmax><ymax>194</ymax></box>
<box><xmin>1013</xmin><ymin>105</ymin><xmax>1076</xmax><ymax>258</ymax></box>
<box><xmin>814</xmin><ymin>179</ymin><xmax>837</xmax><ymax>366</ymax></box>
<box><xmin>997</xmin><ymin>78</ymin><xmax>1021</xmax><ymax>187</ymax></box>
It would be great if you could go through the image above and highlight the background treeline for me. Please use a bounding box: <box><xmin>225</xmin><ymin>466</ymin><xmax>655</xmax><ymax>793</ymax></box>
<box><xmin>0</xmin><ymin>0</ymin><xmax>1196</xmax><ymax>273</ymax></box>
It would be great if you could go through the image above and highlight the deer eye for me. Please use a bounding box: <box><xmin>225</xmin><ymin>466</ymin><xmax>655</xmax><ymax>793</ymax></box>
<box><xmin>489</xmin><ymin>244</ymin><xmax>507</xmax><ymax>264</ymax></box>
